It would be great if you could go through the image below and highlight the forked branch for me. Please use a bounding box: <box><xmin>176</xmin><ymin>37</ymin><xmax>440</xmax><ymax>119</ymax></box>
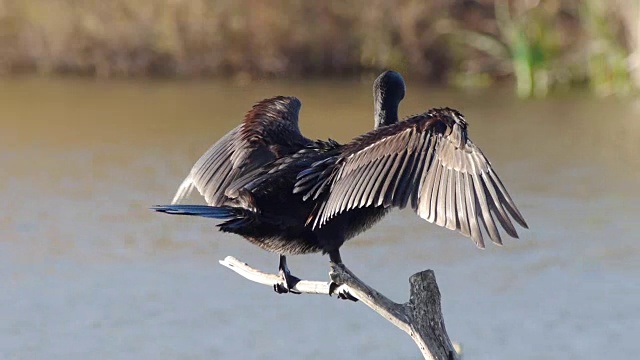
<box><xmin>219</xmin><ymin>256</ymin><xmax>460</xmax><ymax>359</ymax></box>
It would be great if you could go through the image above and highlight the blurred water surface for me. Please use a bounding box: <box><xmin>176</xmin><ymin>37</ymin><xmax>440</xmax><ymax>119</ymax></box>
<box><xmin>0</xmin><ymin>77</ymin><xmax>639</xmax><ymax>359</ymax></box>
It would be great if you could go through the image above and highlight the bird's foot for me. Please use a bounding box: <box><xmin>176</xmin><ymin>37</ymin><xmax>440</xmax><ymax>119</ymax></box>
<box><xmin>328</xmin><ymin>281</ymin><xmax>358</xmax><ymax>302</ymax></box>
<box><xmin>273</xmin><ymin>256</ymin><xmax>301</xmax><ymax>295</ymax></box>
<box><xmin>327</xmin><ymin>251</ymin><xmax>358</xmax><ymax>301</ymax></box>
<box><xmin>273</xmin><ymin>271</ymin><xmax>301</xmax><ymax>294</ymax></box>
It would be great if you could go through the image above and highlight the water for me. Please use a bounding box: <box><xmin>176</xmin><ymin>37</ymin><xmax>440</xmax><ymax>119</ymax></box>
<box><xmin>1</xmin><ymin>77</ymin><xmax>638</xmax><ymax>359</ymax></box>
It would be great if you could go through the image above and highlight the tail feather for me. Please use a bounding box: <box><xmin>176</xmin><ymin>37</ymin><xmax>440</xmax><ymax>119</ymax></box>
<box><xmin>151</xmin><ymin>205</ymin><xmax>242</xmax><ymax>219</ymax></box>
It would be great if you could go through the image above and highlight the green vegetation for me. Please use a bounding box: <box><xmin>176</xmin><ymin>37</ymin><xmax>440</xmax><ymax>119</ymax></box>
<box><xmin>0</xmin><ymin>0</ymin><xmax>637</xmax><ymax>96</ymax></box>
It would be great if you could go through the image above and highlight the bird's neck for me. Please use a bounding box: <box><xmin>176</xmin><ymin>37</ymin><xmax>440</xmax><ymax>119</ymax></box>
<box><xmin>374</xmin><ymin>101</ymin><xmax>399</xmax><ymax>129</ymax></box>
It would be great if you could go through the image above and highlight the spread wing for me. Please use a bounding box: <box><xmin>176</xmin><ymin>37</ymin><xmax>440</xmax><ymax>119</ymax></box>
<box><xmin>171</xmin><ymin>96</ymin><xmax>310</xmax><ymax>206</ymax></box>
<box><xmin>295</xmin><ymin>108</ymin><xmax>528</xmax><ymax>248</ymax></box>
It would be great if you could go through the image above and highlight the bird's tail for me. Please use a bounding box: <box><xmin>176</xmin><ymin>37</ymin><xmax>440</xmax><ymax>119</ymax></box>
<box><xmin>151</xmin><ymin>205</ymin><xmax>244</xmax><ymax>219</ymax></box>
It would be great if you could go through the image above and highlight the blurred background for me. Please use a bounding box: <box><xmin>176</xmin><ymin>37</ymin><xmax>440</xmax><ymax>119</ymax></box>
<box><xmin>0</xmin><ymin>0</ymin><xmax>639</xmax><ymax>96</ymax></box>
<box><xmin>1</xmin><ymin>1</ymin><xmax>639</xmax><ymax>359</ymax></box>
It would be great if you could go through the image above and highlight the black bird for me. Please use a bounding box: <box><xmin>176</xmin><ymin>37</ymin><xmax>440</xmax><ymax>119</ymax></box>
<box><xmin>155</xmin><ymin>71</ymin><xmax>405</xmax><ymax>293</ymax></box>
<box><xmin>153</xmin><ymin>71</ymin><xmax>528</xmax><ymax>294</ymax></box>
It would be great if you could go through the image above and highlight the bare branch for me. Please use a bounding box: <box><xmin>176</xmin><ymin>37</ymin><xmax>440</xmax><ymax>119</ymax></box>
<box><xmin>329</xmin><ymin>262</ymin><xmax>412</xmax><ymax>332</ymax></box>
<box><xmin>219</xmin><ymin>256</ymin><xmax>349</xmax><ymax>295</ymax></box>
<box><xmin>218</xmin><ymin>256</ymin><xmax>460</xmax><ymax>360</ymax></box>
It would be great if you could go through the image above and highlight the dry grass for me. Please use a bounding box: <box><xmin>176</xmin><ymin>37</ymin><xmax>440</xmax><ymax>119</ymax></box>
<box><xmin>0</xmin><ymin>0</ymin><xmax>637</xmax><ymax>95</ymax></box>
<box><xmin>0</xmin><ymin>0</ymin><xmax>453</xmax><ymax>78</ymax></box>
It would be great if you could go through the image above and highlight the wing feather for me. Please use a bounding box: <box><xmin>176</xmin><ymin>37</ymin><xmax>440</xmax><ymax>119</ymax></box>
<box><xmin>488</xmin><ymin>170</ymin><xmax>529</xmax><ymax>228</ymax></box>
<box><xmin>464</xmin><ymin>173</ymin><xmax>484</xmax><ymax>247</ymax></box>
<box><xmin>426</xmin><ymin>160</ymin><xmax>443</xmax><ymax>223</ymax></box>
<box><xmin>171</xmin><ymin>96</ymin><xmax>308</xmax><ymax>206</ymax></box>
<box><xmin>455</xmin><ymin>171</ymin><xmax>470</xmax><ymax>237</ymax></box>
<box><xmin>371</xmin><ymin>153</ymin><xmax>394</xmax><ymax>206</ymax></box>
<box><xmin>445</xmin><ymin>168</ymin><xmax>457</xmax><ymax>231</ymax></box>
<box><xmin>435</xmin><ymin>160</ymin><xmax>448</xmax><ymax>227</ymax></box>
<box><xmin>481</xmin><ymin>172</ymin><xmax>518</xmax><ymax>238</ymax></box>
<box><xmin>409</xmin><ymin>135</ymin><xmax>429</xmax><ymax>209</ymax></box>
<box><xmin>298</xmin><ymin>108</ymin><xmax>527</xmax><ymax>247</ymax></box>
<box><xmin>380</xmin><ymin>152</ymin><xmax>405</xmax><ymax>207</ymax></box>
<box><xmin>363</xmin><ymin>154</ymin><xmax>393</xmax><ymax>207</ymax></box>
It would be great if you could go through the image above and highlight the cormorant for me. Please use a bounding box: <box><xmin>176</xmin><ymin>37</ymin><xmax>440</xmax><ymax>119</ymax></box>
<box><xmin>153</xmin><ymin>71</ymin><xmax>527</xmax><ymax>295</ymax></box>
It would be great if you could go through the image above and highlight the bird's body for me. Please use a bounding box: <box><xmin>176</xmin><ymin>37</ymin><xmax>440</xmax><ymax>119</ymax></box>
<box><xmin>153</xmin><ymin>70</ymin><xmax>528</xmax><ymax>293</ymax></box>
<box><xmin>163</xmin><ymin>137</ymin><xmax>390</xmax><ymax>257</ymax></box>
<box><xmin>215</xmin><ymin>140</ymin><xmax>340</xmax><ymax>255</ymax></box>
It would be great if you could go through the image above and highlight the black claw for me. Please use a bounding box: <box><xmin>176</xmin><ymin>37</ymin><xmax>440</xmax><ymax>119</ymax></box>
<box><xmin>274</xmin><ymin>273</ymin><xmax>301</xmax><ymax>295</ymax></box>
<box><xmin>326</xmin><ymin>251</ymin><xmax>357</xmax><ymax>301</ymax></box>
<box><xmin>328</xmin><ymin>281</ymin><xmax>358</xmax><ymax>302</ymax></box>
<box><xmin>273</xmin><ymin>283</ymin><xmax>290</xmax><ymax>294</ymax></box>
<box><xmin>338</xmin><ymin>290</ymin><xmax>358</xmax><ymax>302</ymax></box>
